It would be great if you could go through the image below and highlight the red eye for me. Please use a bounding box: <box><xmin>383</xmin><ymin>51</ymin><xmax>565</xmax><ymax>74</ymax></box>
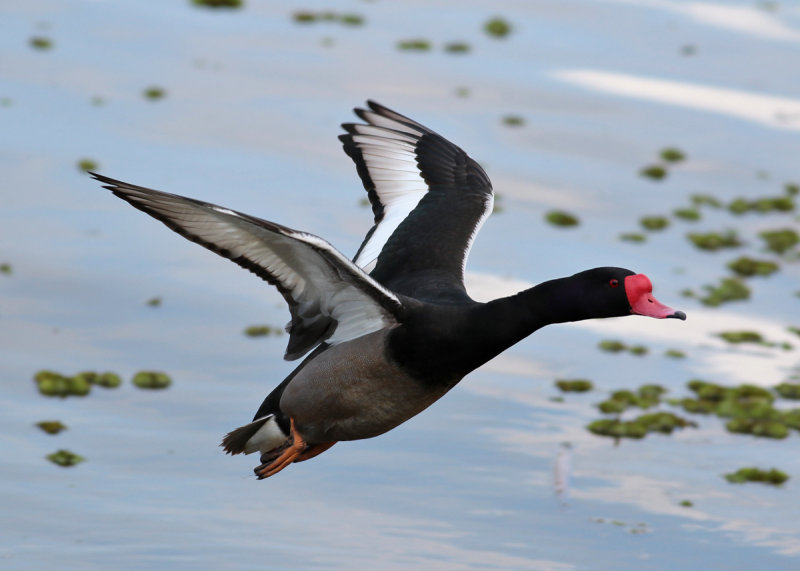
<box><xmin>609</xmin><ymin>279</ymin><xmax>620</xmax><ymax>288</ymax></box>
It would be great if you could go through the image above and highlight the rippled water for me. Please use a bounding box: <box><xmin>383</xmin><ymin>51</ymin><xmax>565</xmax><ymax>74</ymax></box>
<box><xmin>3</xmin><ymin>1</ymin><xmax>800</xmax><ymax>569</ymax></box>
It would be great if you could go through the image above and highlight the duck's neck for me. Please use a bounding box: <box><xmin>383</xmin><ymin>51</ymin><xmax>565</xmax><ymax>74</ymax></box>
<box><xmin>454</xmin><ymin>277</ymin><xmax>595</xmax><ymax>376</ymax></box>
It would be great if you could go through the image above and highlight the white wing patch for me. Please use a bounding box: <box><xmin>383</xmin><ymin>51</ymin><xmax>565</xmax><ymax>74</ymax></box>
<box><xmin>349</xmin><ymin>125</ymin><xmax>430</xmax><ymax>272</ymax></box>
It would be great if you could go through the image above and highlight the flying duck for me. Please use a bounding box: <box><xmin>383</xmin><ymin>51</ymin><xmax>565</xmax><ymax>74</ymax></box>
<box><xmin>92</xmin><ymin>101</ymin><xmax>685</xmax><ymax>479</ymax></box>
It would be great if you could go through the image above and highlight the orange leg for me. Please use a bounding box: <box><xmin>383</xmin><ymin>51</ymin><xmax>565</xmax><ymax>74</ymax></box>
<box><xmin>255</xmin><ymin>418</ymin><xmax>306</xmax><ymax>479</ymax></box>
<box><xmin>294</xmin><ymin>441</ymin><xmax>336</xmax><ymax>463</ymax></box>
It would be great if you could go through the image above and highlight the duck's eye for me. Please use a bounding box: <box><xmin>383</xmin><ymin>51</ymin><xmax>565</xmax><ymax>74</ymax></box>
<box><xmin>609</xmin><ymin>279</ymin><xmax>620</xmax><ymax>288</ymax></box>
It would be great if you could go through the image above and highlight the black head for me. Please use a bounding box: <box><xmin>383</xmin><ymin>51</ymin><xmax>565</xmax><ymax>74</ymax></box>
<box><xmin>566</xmin><ymin>267</ymin><xmax>686</xmax><ymax>321</ymax></box>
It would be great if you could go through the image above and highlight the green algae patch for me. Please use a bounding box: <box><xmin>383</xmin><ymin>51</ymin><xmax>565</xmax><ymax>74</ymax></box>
<box><xmin>691</xmin><ymin>194</ymin><xmax>723</xmax><ymax>209</ymax></box>
<box><xmin>192</xmin><ymin>0</ymin><xmax>243</xmax><ymax>7</ymax></box>
<box><xmin>629</xmin><ymin>345</ymin><xmax>648</xmax><ymax>356</ymax></box>
<box><xmin>727</xmin><ymin>256</ymin><xmax>779</xmax><ymax>278</ymax></box>
<box><xmin>724</xmin><ymin>467</ymin><xmax>788</xmax><ymax>485</ymax></box>
<box><xmin>679</xmin><ymin>500</ymin><xmax>693</xmax><ymax>507</ymax></box>
<box><xmin>597</xmin><ymin>385</ymin><xmax>666</xmax><ymax>414</ymax></box>
<box><xmin>598</xmin><ymin>340</ymin><xmax>627</xmax><ymax>353</ymax></box>
<box><xmin>146</xmin><ymin>296</ymin><xmax>162</xmax><ymax>307</ymax></box>
<box><xmin>78</xmin><ymin>371</ymin><xmax>122</xmax><ymax>389</ymax></box>
<box><xmin>35</xmin><ymin>370</ymin><xmax>90</xmax><ymax>398</ymax></box>
<box><xmin>29</xmin><ymin>36</ymin><xmax>53</xmax><ymax>50</ymax></box>
<box><xmin>785</xmin><ymin>182</ymin><xmax>799</xmax><ymax>195</ymax></box>
<box><xmin>36</xmin><ymin>421</ymin><xmax>67</xmax><ymax>435</ymax></box>
<box><xmin>687</xmin><ymin>231</ymin><xmax>742</xmax><ymax>251</ymax></box>
<box><xmin>775</xmin><ymin>383</ymin><xmax>800</xmax><ymax>400</ymax></box>
<box><xmin>444</xmin><ymin>42</ymin><xmax>471</xmax><ymax>54</ymax></box>
<box><xmin>659</xmin><ymin>148</ymin><xmax>686</xmax><ymax>163</ymax></box>
<box><xmin>759</xmin><ymin>228</ymin><xmax>799</xmax><ymax>255</ymax></box>
<box><xmin>620</xmin><ymin>232</ymin><xmax>646</xmax><ymax>243</ymax></box>
<box><xmin>683</xmin><ymin>277</ymin><xmax>750</xmax><ymax>307</ymax></box>
<box><xmin>555</xmin><ymin>379</ymin><xmax>593</xmax><ymax>393</ymax></box>
<box><xmin>47</xmin><ymin>449</ymin><xmax>85</xmax><ymax>467</ymax></box>
<box><xmin>484</xmin><ymin>17</ymin><xmax>512</xmax><ymax>38</ymax></box>
<box><xmin>665</xmin><ymin>349</ymin><xmax>686</xmax><ymax>359</ymax></box>
<box><xmin>292</xmin><ymin>11</ymin><xmax>364</xmax><ymax>26</ymax></box>
<box><xmin>640</xmin><ymin>216</ymin><xmax>669</xmax><ymax>231</ymax></box>
<box><xmin>545</xmin><ymin>210</ymin><xmax>579</xmax><ymax>227</ymax></box>
<box><xmin>640</xmin><ymin>165</ymin><xmax>667</xmax><ymax>181</ymax></box>
<box><xmin>77</xmin><ymin>159</ymin><xmax>98</xmax><ymax>172</ymax></box>
<box><xmin>673</xmin><ymin>207</ymin><xmax>701</xmax><ymax>221</ymax></box>
<box><xmin>143</xmin><ymin>86</ymin><xmax>166</xmax><ymax>101</ymax></box>
<box><xmin>502</xmin><ymin>114</ymin><xmax>524</xmax><ymax>127</ymax></box>
<box><xmin>244</xmin><ymin>325</ymin><xmax>283</xmax><ymax>337</ymax></box>
<box><xmin>726</xmin><ymin>418</ymin><xmax>789</xmax><ymax>439</ymax></box>
<box><xmin>716</xmin><ymin>330</ymin><xmax>764</xmax><ymax>345</ymax></box>
<box><xmin>397</xmin><ymin>39</ymin><xmax>431</xmax><ymax>51</ymax></box>
<box><xmin>588</xmin><ymin>412</ymin><xmax>695</xmax><ymax>440</ymax></box>
<box><xmin>132</xmin><ymin>371</ymin><xmax>172</xmax><ymax>390</ymax></box>
<box><xmin>728</xmin><ymin>196</ymin><xmax>794</xmax><ymax>215</ymax></box>
<box><xmin>0</xmin><ymin>263</ymin><xmax>11</xmax><ymax>275</ymax></box>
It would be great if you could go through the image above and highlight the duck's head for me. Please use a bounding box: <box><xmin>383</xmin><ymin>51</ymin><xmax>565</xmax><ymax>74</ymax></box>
<box><xmin>569</xmin><ymin>267</ymin><xmax>686</xmax><ymax>321</ymax></box>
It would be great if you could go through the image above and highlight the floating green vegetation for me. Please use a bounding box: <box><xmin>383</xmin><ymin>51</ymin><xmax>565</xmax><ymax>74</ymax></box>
<box><xmin>660</xmin><ymin>147</ymin><xmax>686</xmax><ymax>163</ymax></box>
<box><xmin>691</xmin><ymin>194</ymin><xmax>723</xmax><ymax>208</ymax></box>
<box><xmin>620</xmin><ymin>232</ymin><xmax>646</xmax><ymax>243</ymax></box>
<box><xmin>596</xmin><ymin>384</ymin><xmax>667</xmax><ymax>414</ymax></box>
<box><xmin>775</xmin><ymin>383</ymin><xmax>800</xmax><ymax>400</ymax></box>
<box><xmin>639</xmin><ymin>165</ymin><xmax>667</xmax><ymax>181</ymax></box>
<box><xmin>687</xmin><ymin>230</ymin><xmax>742</xmax><ymax>251</ymax></box>
<box><xmin>34</xmin><ymin>370</ymin><xmax>91</xmax><ymax>398</ymax></box>
<box><xmin>545</xmin><ymin>210</ymin><xmax>579</xmax><ymax>227</ymax></box>
<box><xmin>665</xmin><ymin>349</ymin><xmax>686</xmax><ymax>359</ymax></box>
<box><xmin>674</xmin><ymin>380</ymin><xmax>800</xmax><ymax>439</ymax></box>
<box><xmin>484</xmin><ymin>17</ymin><xmax>511</xmax><ymax>38</ymax></box>
<box><xmin>724</xmin><ymin>467</ymin><xmax>788</xmax><ymax>485</ymax></box>
<box><xmin>397</xmin><ymin>39</ymin><xmax>431</xmax><ymax>51</ymax></box>
<box><xmin>701</xmin><ymin>277</ymin><xmax>751</xmax><ymax>306</ymax></box>
<box><xmin>728</xmin><ymin>196</ymin><xmax>795</xmax><ymax>215</ymax></box>
<box><xmin>759</xmin><ymin>228</ymin><xmax>798</xmax><ymax>255</ymax></box>
<box><xmin>640</xmin><ymin>216</ymin><xmax>670</xmax><ymax>231</ymax></box>
<box><xmin>679</xmin><ymin>500</ymin><xmax>694</xmax><ymax>507</ymax></box>
<box><xmin>444</xmin><ymin>42</ymin><xmax>470</xmax><ymax>54</ymax></box>
<box><xmin>717</xmin><ymin>330</ymin><xmax>764</xmax><ymax>344</ymax></box>
<box><xmin>292</xmin><ymin>11</ymin><xmax>363</xmax><ymax>26</ymax></box>
<box><xmin>78</xmin><ymin>371</ymin><xmax>122</xmax><ymax>388</ymax></box>
<box><xmin>680</xmin><ymin>44</ymin><xmax>697</xmax><ymax>56</ymax></box>
<box><xmin>77</xmin><ymin>158</ymin><xmax>98</xmax><ymax>172</ymax></box>
<box><xmin>598</xmin><ymin>340</ymin><xmax>627</xmax><ymax>353</ymax></box>
<box><xmin>244</xmin><ymin>325</ymin><xmax>283</xmax><ymax>337</ymax></box>
<box><xmin>29</xmin><ymin>36</ymin><xmax>53</xmax><ymax>50</ymax></box>
<box><xmin>673</xmin><ymin>207</ymin><xmax>701</xmax><ymax>221</ymax></box>
<box><xmin>146</xmin><ymin>296</ymin><xmax>162</xmax><ymax>307</ymax></box>
<box><xmin>454</xmin><ymin>87</ymin><xmax>470</xmax><ymax>98</ymax></box>
<box><xmin>132</xmin><ymin>371</ymin><xmax>172</xmax><ymax>390</ymax></box>
<box><xmin>0</xmin><ymin>263</ymin><xmax>11</xmax><ymax>275</ymax></box>
<box><xmin>727</xmin><ymin>256</ymin><xmax>779</xmax><ymax>278</ymax></box>
<box><xmin>596</xmin><ymin>340</ymin><xmax>651</xmax><ymax>356</ymax></box>
<box><xmin>588</xmin><ymin>412</ymin><xmax>695</xmax><ymax>440</ymax></box>
<box><xmin>47</xmin><ymin>449</ymin><xmax>85</xmax><ymax>467</ymax></box>
<box><xmin>36</xmin><ymin>420</ymin><xmax>67</xmax><ymax>435</ymax></box>
<box><xmin>786</xmin><ymin>183</ymin><xmax>799</xmax><ymax>196</ymax></box>
<box><xmin>143</xmin><ymin>87</ymin><xmax>166</xmax><ymax>101</ymax></box>
<box><xmin>91</xmin><ymin>96</ymin><xmax>105</xmax><ymax>106</ymax></box>
<box><xmin>555</xmin><ymin>379</ymin><xmax>593</xmax><ymax>393</ymax></box>
<box><xmin>192</xmin><ymin>0</ymin><xmax>243</xmax><ymax>8</ymax></box>
<box><xmin>502</xmin><ymin>114</ymin><xmax>524</xmax><ymax>127</ymax></box>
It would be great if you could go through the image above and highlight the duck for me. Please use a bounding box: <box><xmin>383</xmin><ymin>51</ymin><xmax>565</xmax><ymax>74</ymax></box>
<box><xmin>91</xmin><ymin>101</ymin><xmax>685</xmax><ymax>480</ymax></box>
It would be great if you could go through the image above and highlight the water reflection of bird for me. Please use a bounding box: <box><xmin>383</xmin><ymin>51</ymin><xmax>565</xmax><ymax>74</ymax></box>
<box><xmin>92</xmin><ymin>101</ymin><xmax>685</xmax><ymax>479</ymax></box>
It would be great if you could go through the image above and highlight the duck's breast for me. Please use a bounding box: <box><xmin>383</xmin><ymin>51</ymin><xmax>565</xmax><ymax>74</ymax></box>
<box><xmin>280</xmin><ymin>329</ymin><xmax>452</xmax><ymax>443</ymax></box>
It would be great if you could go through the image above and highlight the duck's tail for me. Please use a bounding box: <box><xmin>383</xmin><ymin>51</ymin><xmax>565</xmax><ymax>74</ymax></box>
<box><xmin>221</xmin><ymin>415</ymin><xmax>287</xmax><ymax>456</ymax></box>
<box><xmin>222</xmin><ymin>415</ymin><xmax>337</xmax><ymax>479</ymax></box>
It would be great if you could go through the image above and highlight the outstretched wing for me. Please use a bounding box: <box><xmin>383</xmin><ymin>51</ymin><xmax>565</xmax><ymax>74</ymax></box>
<box><xmin>340</xmin><ymin>101</ymin><xmax>494</xmax><ymax>298</ymax></box>
<box><xmin>92</xmin><ymin>173</ymin><xmax>403</xmax><ymax>361</ymax></box>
